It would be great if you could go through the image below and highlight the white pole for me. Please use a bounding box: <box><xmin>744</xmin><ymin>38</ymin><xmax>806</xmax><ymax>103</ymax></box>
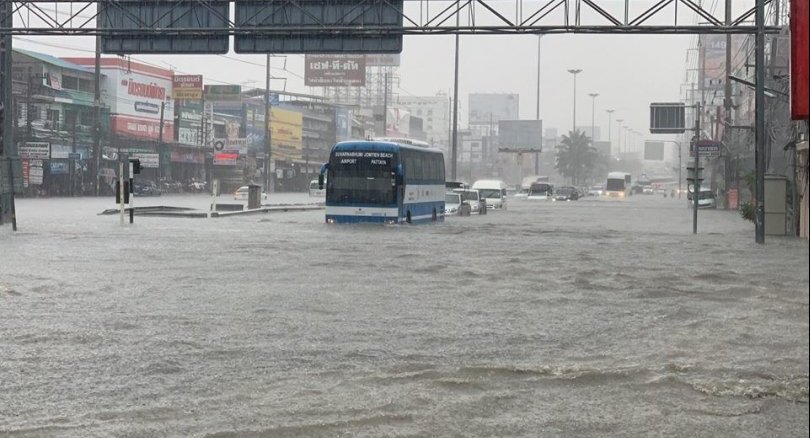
<box><xmin>119</xmin><ymin>161</ymin><xmax>124</xmax><ymax>225</ymax></box>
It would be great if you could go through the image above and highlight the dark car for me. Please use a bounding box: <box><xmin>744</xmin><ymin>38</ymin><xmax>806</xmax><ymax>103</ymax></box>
<box><xmin>133</xmin><ymin>180</ymin><xmax>162</xmax><ymax>196</ymax></box>
<box><xmin>554</xmin><ymin>186</ymin><xmax>580</xmax><ymax>201</ymax></box>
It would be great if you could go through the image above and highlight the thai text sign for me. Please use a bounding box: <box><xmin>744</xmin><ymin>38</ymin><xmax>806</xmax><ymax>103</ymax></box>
<box><xmin>173</xmin><ymin>75</ymin><xmax>203</xmax><ymax>100</ymax></box>
<box><xmin>305</xmin><ymin>55</ymin><xmax>366</xmax><ymax>87</ymax></box>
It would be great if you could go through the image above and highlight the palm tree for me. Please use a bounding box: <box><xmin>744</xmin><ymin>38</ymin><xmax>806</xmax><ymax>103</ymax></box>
<box><xmin>554</xmin><ymin>130</ymin><xmax>599</xmax><ymax>185</ymax></box>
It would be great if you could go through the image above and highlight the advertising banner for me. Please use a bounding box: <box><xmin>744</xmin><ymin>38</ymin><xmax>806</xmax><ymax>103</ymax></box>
<box><xmin>335</xmin><ymin>107</ymin><xmax>352</xmax><ymax>142</ymax></box>
<box><xmin>19</xmin><ymin>142</ymin><xmax>50</xmax><ymax>159</ymax></box>
<box><xmin>469</xmin><ymin>94</ymin><xmax>519</xmax><ymax>125</ymax></box>
<box><xmin>129</xmin><ymin>153</ymin><xmax>160</xmax><ymax>168</ymax></box>
<box><xmin>173</xmin><ymin>75</ymin><xmax>203</xmax><ymax>100</ymax></box>
<box><xmin>270</xmin><ymin>108</ymin><xmax>303</xmax><ymax>161</ymax></box>
<box><xmin>204</xmin><ymin>85</ymin><xmax>242</xmax><ymax>101</ymax></box>
<box><xmin>305</xmin><ymin>55</ymin><xmax>366</xmax><ymax>86</ymax></box>
<box><xmin>365</xmin><ymin>54</ymin><xmax>400</xmax><ymax>66</ymax></box>
<box><xmin>498</xmin><ymin>120</ymin><xmax>543</xmax><ymax>149</ymax></box>
<box><xmin>29</xmin><ymin>160</ymin><xmax>44</xmax><ymax>185</ymax></box>
<box><xmin>644</xmin><ymin>141</ymin><xmax>665</xmax><ymax>161</ymax></box>
<box><xmin>171</xmin><ymin>150</ymin><xmax>205</xmax><ymax>164</ymax></box>
<box><xmin>49</xmin><ymin>161</ymin><xmax>69</xmax><ymax>175</ymax></box>
<box><xmin>791</xmin><ymin>0</ymin><xmax>809</xmax><ymax>119</ymax></box>
<box><xmin>699</xmin><ymin>34</ymin><xmax>748</xmax><ymax>93</ymax></box>
<box><xmin>213</xmin><ymin>152</ymin><xmax>240</xmax><ymax>165</ymax></box>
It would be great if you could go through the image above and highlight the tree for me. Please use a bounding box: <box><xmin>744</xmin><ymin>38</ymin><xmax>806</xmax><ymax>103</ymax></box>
<box><xmin>554</xmin><ymin>130</ymin><xmax>600</xmax><ymax>185</ymax></box>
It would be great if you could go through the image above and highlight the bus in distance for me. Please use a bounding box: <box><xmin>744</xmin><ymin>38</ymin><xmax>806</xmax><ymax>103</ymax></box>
<box><xmin>605</xmin><ymin>171</ymin><xmax>631</xmax><ymax>198</ymax></box>
<box><xmin>318</xmin><ymin>140</ymin><xmax>445</xmax><ymax>224</ymax></box>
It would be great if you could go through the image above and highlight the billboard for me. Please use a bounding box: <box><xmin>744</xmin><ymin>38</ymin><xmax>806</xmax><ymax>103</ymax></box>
<box><xmin>173</xmin><ymin>75</ymin><xmax>203</xmax><ymax>100</ymax></box>
<box><xmin>177</xmin><ymin>101</ymin><xmax>204</xmax><ymax>146</ymax></box>
<box><xmin>498</xmin><ymin>120</ymin><xmax>543</xmax><ymax>150</ymax></box>
<box><xmin>699</xmin><ymin>34</ymin><xmax>748</xmax><ymax>93</ymax></box>
<box><xmin>304</xmin><ymin>55</ymin><xmax>366</xmax><ymax>86</ymax></box>
<box><xmin>365</xmin><ymin>54</ymin><xmax>401</xmax><ymax>66</ymax></box>
<box><xmin>386</xmin><ymin>108</ymin><xmax>410</xmax><ymax>137</ymax></box>
<box><xmin>64</xmin><ymin>57</ymin><xmax>175</xmax><ymax>140</ymax></box>
<box><xmin>644</xmin><ymin>141</ymin><xmax>665</xmax><ymax>161</ymax></box>
<box><xmin>792</xmin><ymin>0</ymin><xmax>809</xmax><ymax>120</ymax></box>
<box><xmin>335</xmin><ymin>108</ymin><xmax>352</xmax><ymax>142</ymax></box>
<box><xmin>204</xmin><ymin>85</ymin><xmax>242</xmax><ymax>101</ymax></box>
<box><xmin>19</xmin><ymin>142</ymin><xmax>50</xmax><ymax>159</ymax></box>
<box><xmin>270</xmin><ymin>108</ymin><xmax>303</xmax><ymax>162</ymax></box>
<box><xmin>469</xmin><ymin>94</ymin><xmax>519</xmax><ymax>125</ymax></box>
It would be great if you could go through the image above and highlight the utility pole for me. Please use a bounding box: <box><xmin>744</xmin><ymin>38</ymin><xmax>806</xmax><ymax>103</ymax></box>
<box><xmin>383</xmin><ymin>70</ymin><xmax>389</xmax><ymax>135</ymax></box>
<box><xmin>723</xmin><ymin>0</ymin><xmax>733</xmax><ymax>208</ymax></box>
<box><xmin>158</xmin><ymin>101</ymin><xmax>165</xmax><ymax>181</ymax></box>
<box><xmin>588</xmin><ymin>92</ymin><xmax>599</xmax><ymax>140</ymax></box>
<box><xmin>616</xmin><ymin>119</ymin><xmax>623</xmax><ymax>156</ymax></box>
<box><xmin>1</xmin><ymin>0</ymin><xmax>18</xmax><ymax>230</ymax></box>
<box><xmin>93</xmin><ymin>28</ymin><xmax>102</xmax><ymax>196</ymax></box>
<box><xmin>606</xmin><ymin>109</ymin><xmax>614</xmax><ymax>155</ymax></box>
<box><xmin>451</xmin><ymin>1</ymin><xmax>461</xmax><ymax>181</ymax></box>
<box><xmin>754</xmin><ymin>0</ymin><xmax>766</xmax><ymax>243</ymax></box>
<box><xmin>264</xmin><ymin>54</ymin><xmax>273</xmax><ymax>192</ymax></box>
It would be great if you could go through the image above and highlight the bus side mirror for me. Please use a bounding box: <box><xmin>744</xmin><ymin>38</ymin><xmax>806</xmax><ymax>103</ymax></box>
<box><xmin>318</xmin><ymin>174</ymin><xmax>324</xmax><ymax>190</ymax></box>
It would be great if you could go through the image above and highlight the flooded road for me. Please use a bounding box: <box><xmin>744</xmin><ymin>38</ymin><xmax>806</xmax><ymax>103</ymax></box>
<box><xmin>1</xmin><ymin>194</ymin><xmax>808</xmax><ymax>437</ymax></box>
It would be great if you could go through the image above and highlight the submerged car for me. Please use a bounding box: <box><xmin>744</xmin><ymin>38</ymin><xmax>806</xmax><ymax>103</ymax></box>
<box><xmin>553</xmin><ymin>186</ymin><xmax>580</xmax><ymax>201</ymax></box>
<box><xmin>454</xmin><ymin>189</ymin><xmax>486</xmax><ymax>214</ymax></box>
<box><xmin>133</xmin><ymin>180</ymin><xmax>161</xmax><ymax>196</ymax></box>
<box><xmin>687</xmin><ymin>188</ymin><xmax>717</xmax><ymax>208</ymax></box>
<box><xmin>444</xmin><ymin>192</ymin><xmax>472</xmax><ymax>216</ymax></box>
<box><xmin>233</xmin><ymin>186</ymin><xmax>268</xmax><ymax>201</ymax></box>
<box><xmin>527</xmin><ymin>182</ymin><xmax>553</xmax><ymax>200</ymax></box>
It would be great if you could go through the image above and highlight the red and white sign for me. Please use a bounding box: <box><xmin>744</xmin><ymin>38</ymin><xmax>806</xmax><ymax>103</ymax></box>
<box><xmin>112</xmin><ymin>116</ymin><xmax>174</xmax><ymax>140</ymax></box>
<box><xmin>62</xmin><ymin>57</ymin><xmax>175</xmax><ymax>140</ymax></box>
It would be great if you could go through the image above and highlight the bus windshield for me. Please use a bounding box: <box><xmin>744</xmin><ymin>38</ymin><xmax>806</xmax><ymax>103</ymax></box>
<box><xmin>326</xmin><ymin>153</ymin><xmax>397</xmax><ymax>205</ymax></box>
<box><xmin>606</xmin><ymin>179</ymin><xmax>626</xmax><ymax>191</ymax></box>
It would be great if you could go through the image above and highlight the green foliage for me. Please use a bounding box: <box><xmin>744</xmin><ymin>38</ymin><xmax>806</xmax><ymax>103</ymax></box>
<box><xmin>554</xmin><ymin>130</ymin><xmax>600</xmax><ymax>185</ymax></box>
<box><xmin>739</xmin><ymin>201</ymin><xmax>756</xmax><ymax>222</ymax></box>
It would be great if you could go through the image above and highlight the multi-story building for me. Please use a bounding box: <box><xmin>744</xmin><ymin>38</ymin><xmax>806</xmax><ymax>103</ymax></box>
<box><xmin>12</xmin><ymin>48</ymin><xmax>109</xmax><ymax>196</ymax></box>
<box><xmin>395</xmin><ymin>92</ymin><xmax>450</xmax><ymax>150</ymax></box>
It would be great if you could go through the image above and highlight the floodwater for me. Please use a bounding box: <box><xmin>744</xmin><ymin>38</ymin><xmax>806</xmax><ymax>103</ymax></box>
<box><xmin>1</xmin><ymin>193</ymin><xmax>808</xmax><ymax>437</ymax></box>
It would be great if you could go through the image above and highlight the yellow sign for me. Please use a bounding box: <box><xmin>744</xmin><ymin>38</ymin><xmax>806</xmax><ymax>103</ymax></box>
<box><xmin>269</xmin><ymin>108</ymin><xmax>303</xmax><ymax>161</ymax></box>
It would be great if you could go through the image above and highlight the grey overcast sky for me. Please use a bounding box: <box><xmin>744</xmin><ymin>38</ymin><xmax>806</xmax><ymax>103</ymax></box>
<box><xmin>12</xmin><ymin>0</ymin><xmax>759</xmax><ymax>145</ymax></box>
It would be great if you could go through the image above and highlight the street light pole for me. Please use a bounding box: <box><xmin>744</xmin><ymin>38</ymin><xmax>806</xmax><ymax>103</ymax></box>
<box><xmin>588</xmin><ymin>93</ymin><xmax>599</xmax><ymax>140</ymax></box>
<box><xmin>567</xmin><ymin>69</ymin><xmax>582</xmax><ymax>134</ymax></box>
<box><xmin>536</xmin><ymin>35</ymin><xmax>543</xmax><ymax>176</ymax></box>
<box><xmin>616</xmin><ymin>119</ymin><xmax>623</xmax><ymax>156</ymax></box>
<box><xmin>606</xmin><ymin>109</ymin><xmax>614</xmax><ymax>155</ymax></box>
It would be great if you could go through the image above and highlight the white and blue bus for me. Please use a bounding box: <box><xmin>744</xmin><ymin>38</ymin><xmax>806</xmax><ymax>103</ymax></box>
<box><xmin>318</xmin><ymin>140</ymin><xmax>445</xmax><ymax>224</ymax></box>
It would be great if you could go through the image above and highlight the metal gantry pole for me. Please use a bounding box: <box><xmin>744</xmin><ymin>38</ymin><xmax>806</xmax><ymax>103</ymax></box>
<box><xmin>451</xmin><ymin>1</ymin><xmax>460</xmax><ymax>181</ymax></box>
<box><xmin>754</xmin><ymin>0</ymin><xmax>766</xmax><ymax>243</ymax></box>
<box><xmin>93</xmin><ymin>29</ymin><xmax>102</xmax><ymax>196</ymax></box>
<box><xmin>693</xmin><ymin>102</ymin><xmax>701</xmax><ymax>234</ymax></box>
<box><xmin>1</xmin><ymin>0</ymin><xmax>17</xmax><ymax>230</ymax></box>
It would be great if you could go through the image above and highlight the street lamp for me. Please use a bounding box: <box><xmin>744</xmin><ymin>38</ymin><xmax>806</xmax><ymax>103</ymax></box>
<box><xmin>567</xmin><ymin>69</ymin><xmax>582</xmax><ymax>134</ymax></box>
<box><xmin>606</xmin><ymin>109</ymin><xmax>614</xmax><ymax>155</ymax></box>
<box><xmin>615</xmin><ymin>119</ymin><xmax>624</xmax><ymax>156</ymax></box>
<box><xmin>588</xmin><ymin>93</ymin><xmax>599</xmax><ymax>140</ymax></box>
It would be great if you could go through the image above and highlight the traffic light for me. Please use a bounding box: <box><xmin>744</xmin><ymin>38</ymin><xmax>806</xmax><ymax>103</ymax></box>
<box><xmin>130</xmin><ymin>158</ymin><xmax>141</xmax><ymax>174</ymax></box>
<box><xmin>686</xmin><ymin>166</ymin><xmax>704</xmax><ymax>183</ymax></box>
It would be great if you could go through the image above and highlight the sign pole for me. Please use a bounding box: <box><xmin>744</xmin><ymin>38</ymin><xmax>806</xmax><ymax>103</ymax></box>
<box><xmin>693</xmin><ymin>102</ymin><xmax>701</xmax><ymax>234</ymax></box>
<box><xmin>119</xmin><ymin>160</ymin><xmax>125</xmax><ymax>225</ymax></box>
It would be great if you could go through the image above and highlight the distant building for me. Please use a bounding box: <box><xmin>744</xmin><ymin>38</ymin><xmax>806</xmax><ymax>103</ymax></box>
<box><xmin>395</xmin><ymin>92</ymin><xmax>450</xmax><ymax>150</ymax></box>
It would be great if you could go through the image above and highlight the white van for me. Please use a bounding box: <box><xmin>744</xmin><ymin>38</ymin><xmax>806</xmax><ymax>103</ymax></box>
<box><xmin>309</xmin><ymin>179</ymin><xmax>325</xmax><ymax>197</ymax></box>
<box><xmin>472</xmin><ymin>179</ymin><xmax>508</xmax><ymax>210</ymax></box>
